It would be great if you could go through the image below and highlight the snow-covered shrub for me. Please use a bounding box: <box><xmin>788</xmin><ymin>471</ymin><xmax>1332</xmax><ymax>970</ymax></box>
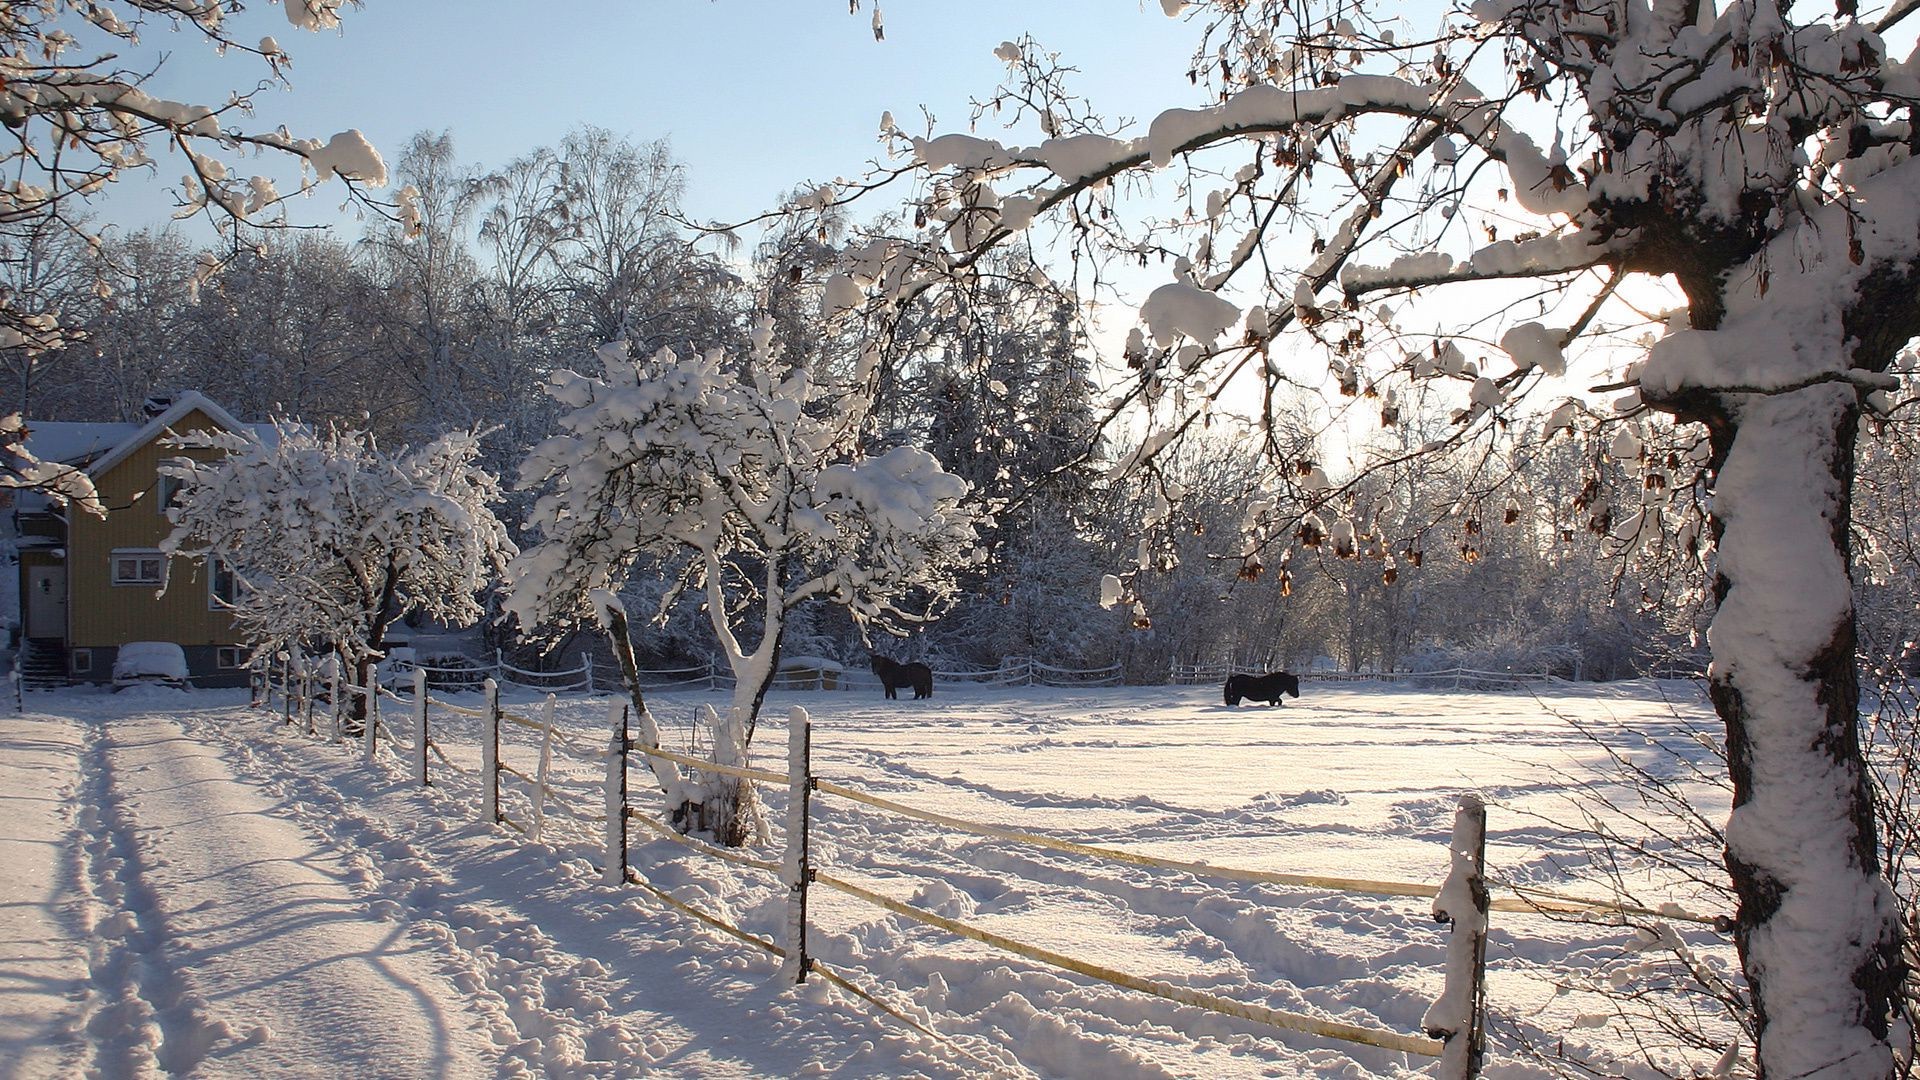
<box><xmin>417</xmin><ymin>653</ymin><xmax>487</xmax><ymax>692</ymax></box>
<box><xmin>163</xmin><ymin>424</ymin><xmax>515</xmax><ymax>720</ymax></box>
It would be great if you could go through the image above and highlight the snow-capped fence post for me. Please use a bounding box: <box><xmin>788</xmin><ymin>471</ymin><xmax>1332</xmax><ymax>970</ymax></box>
<box><xmin>604</xmin><ymin>703</ymin><xmax>629</xmax><ymax>886</ymax></box>
<box><xmin>329</xmin><ymin>654</ymin><xmax>345</xmax><ymax>742</ymax></box>
<box><xmin>482</xmin><ymin>677</ymin><xmax>501</xmax><ymax>826</ymax></box>
<box><xmin>1424</xmin><ymin>794</ymin><xmax>1488</xmax><ymax>1080</ymax></box>
<box><xmin>582</xmin><ymin>652</ymin><xmax>595</xmax><ymax>693</ymax></box>
<box><xmin>281</xmin><ymin>652</ymin><xmax>295</xmax><ymax>726</ymax></box>
<box><xmin>249</xmin><ymin>659</ymin><xmax>263</xmax><ymax>708</ymax></box>
<box><xmin>531</xmin><ymin>694</ymin><xmax>556</xmax><ymax>842</ymax></box>
<box><xmin>412</xmin><ymin>666</ymin><xmax>429</xmax><ymax>786</ymax></box>
<box><xmin>494</xmin><ymin>647</ymin><xmax>504</xmax><ymax>685</ymax></box>
<box><xmin>782</xmin><ymin>706</ymin><xmax>814</xmax><ymax>984</ymax></box>
<box><xmin>362</xmin><ymin>673</ymin><xmax>378</xmax><ymax>762</ymax></box>
<box><xmin>303</xmin><ymin>660</ymin><xmax>316</xmax><ymax>735</ymax></box>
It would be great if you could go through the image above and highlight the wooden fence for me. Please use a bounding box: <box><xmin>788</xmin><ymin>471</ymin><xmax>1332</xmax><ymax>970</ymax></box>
<box><xmin>256</xmin><ymin>661</ymin><xmax>1729</xmax><ymax>1078</ymax></box>
<box><xmin>389</xmin><ymin>653</ymin><xmax>1126</xmax><ymax>694</ymax></box>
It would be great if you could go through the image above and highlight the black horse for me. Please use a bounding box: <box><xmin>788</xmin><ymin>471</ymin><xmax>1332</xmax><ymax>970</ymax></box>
<box><xmin>871</xmin><ymin>654</ymin><xmax>933</xmax><ymax>700</ymax></box>
<box><xmin>1224</xmin><ymin>671</ymin><xmax>1300</xmax><ymax>706</ymax></box>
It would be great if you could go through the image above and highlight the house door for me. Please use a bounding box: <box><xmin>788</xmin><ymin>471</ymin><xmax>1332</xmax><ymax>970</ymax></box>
<box><xmin>25</xmin><ymin>565</ymin><xmax>66</xmax><ymax>639</ymax></box>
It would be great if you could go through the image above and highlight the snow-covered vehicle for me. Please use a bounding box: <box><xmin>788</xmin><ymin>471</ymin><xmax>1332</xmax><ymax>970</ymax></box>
<box><xmin>112</xmin><ymin>642</ymin><xmax>190</xmax><ymax>690</ymax></box>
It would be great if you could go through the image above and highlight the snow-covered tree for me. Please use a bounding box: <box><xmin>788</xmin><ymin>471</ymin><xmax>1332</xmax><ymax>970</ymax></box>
<box><xmin>507</xmin><ymin>323</ymin><xmax>986</xmax><ymax>845</ymax></box>
<box><xmin>0</xmin><ymin>0</ymin><xmax>404</xmax><ymax>504</ymax></box>
<box><xmin>162</xmin><ymin>425</ymin><xmax>515</xmax><ymax>722</ymax></box>
<box><xmin>822</xmin><ymin>1</ymin><xmax>1920</xmax><ymax>1071</ymax></box>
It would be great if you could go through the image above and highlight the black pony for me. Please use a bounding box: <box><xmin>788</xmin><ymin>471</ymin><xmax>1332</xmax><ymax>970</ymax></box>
<box><xmin>870</xmin><ymin>654</ymin><xmax>933</xmax><ymax>700</ymax></box>
<box><xmin>1224</xmin><ymin>671</ymin><xmax>1300</xmax><ymax>706</ymax></box>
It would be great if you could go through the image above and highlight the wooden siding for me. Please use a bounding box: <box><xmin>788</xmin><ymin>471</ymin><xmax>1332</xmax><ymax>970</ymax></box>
<box><xmin>67</xmin><ymin>409</ymin><xmax>241</xmax><ymax>650</ymax></box>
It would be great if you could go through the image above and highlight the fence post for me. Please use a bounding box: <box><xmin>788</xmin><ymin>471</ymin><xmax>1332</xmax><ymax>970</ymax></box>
<box><xmin>363</xmin><ymin>672</ymin><xmax>378</xmax><ymax>762</ymax></box>
<box><xmin>482</xmin><ymin>677</ymin><xmax>500</xmax><ymax>825</ymax></box>
<box><xmin>282</xmin><ymin>653</ymin><xmax>295</xmax><ymax>726</ymax></box>
<box><xmin>250</xmin><ymin>659</ymin><xmax>263</xmax><ymax>708</ymax></box>
<box><xmin>604</xmin><ymin>703</ymin><xmax>629</xmax><ymax>886</ymax></box>
<box><xmin>532</xmin><ymin>694</ymin><xmax>556</xmax><ymax>842</ymax></box>
<box><xmin>412</xmin><ymin>666</ymin><xmax>429</xmax><ymax>786</ymax></box>
<box><xmin>330</xmin><ymin>655</ymin><xmax>345</xmax><ymax>742</ymax></box>
<box><xmin>782</xmin><ymin>706</ymin><xmax>813</xmax><ymax>984</ymax></box>
<box><xmin>495</xmin><ymin>647</ymin><xmax>505</xmax><ymax>686</ymax></box>
<box><xmin>1424</xmin><ymin>793</ymin><xmax>1489</xmax><ymax>1080</ymax></box>
<box><xmin>583</xmin><ymin>652</ymin><xmax>595</xmax><ymax>693</ymax></box>
<box><xmin>303</xmin><ymin>661</ymin><xmax>316</xmax><ymax>735</ymax></box>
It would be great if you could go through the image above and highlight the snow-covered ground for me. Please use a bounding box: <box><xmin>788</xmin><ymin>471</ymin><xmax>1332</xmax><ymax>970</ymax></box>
<box><xmin>1</xmin><ymin>678</ymin><xmax>1738</xmax><ymax>1078</ymax></box>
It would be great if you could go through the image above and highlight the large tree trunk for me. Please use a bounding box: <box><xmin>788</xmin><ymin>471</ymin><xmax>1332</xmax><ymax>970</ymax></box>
<box><xmin>1707</xmin><ymin>386</ymin><xmax>1904</xmax><ymax>1078</ymax></box>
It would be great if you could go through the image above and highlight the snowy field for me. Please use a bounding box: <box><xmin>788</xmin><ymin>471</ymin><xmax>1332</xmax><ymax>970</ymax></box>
<box><xmin>0</xmin><ymin>678</ymin><xmax>1738</xmax><ymax>1078</ymax></box>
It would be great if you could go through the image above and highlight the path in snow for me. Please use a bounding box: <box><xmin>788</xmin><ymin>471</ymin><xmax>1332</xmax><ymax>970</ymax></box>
<box><xmin>0</xmin><ymin>712</ymin><xmax>90</xmax><ymax>1080</ymax></box>
<box><xmin>58</xmin><ymin>703</ymin><xmax>497</xmax><ymax>1078</ymax></box>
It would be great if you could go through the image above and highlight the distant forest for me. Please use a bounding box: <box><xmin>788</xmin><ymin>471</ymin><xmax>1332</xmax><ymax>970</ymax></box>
<box><xmin>13</xmin><ymin>128</ymin><xmax>1918</xmax><ymax>682</ymax></box>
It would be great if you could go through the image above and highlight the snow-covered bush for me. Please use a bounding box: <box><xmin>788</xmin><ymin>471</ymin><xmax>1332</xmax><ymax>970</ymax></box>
<box><xmin>162</xmin><ymin>424</ymin><xmax>515</xmax><ymax>720</ymax></box>
<box><xmin>416</xmin><ymin>653</ymin><xmax>488</xmax><ymax>692</ymax></box>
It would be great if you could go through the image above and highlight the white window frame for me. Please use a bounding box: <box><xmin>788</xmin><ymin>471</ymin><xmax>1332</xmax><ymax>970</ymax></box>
<box><xmin>208</xmin><ymin>558</ymin><xmax>237</xmax><ymax>610</ymax></box>
<box><xmin>111</xmin><ymin>549</ymin><xmax>167</xmax><ymax>587</ymax></box>
<box><xmin>215</xmin><ymin>646</ymin><xmax>244</xmax><ymax>670</ymax></box>
<box><xmin>157</xmin><ymin>474</ymin><xmax>183</xmax><ymax>515</ymax></box>
<box><xmin>71</xmin><ymin>649</ymin><xmax>91</xmax><ymax>673</ymax></box>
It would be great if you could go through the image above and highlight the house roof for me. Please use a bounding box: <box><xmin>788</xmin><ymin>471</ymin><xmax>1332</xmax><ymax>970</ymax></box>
<box><xmin>20</xmin><ymin>391</ymin><xmax>277</xmax><ymax>476</ymax></box>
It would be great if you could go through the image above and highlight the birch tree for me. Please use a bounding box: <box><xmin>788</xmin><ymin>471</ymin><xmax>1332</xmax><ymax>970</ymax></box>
<box><xmin>507</xmin><ymin>322</ymin><xmax>986</xmax><ymax>846</ymax></box>
<box><xmin>822</xmin><ymin>2</ymin><xmax>1920</xmax><ymax>1073</ymax></box>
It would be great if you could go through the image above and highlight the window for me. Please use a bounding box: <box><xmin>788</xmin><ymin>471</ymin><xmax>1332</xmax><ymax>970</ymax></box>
<box><xmin>209</xmin><ymin>559</ymin><xmax>237</xmax><ymax>609</ymax></box>
<box><xmin>71</xmin><ymin>649</ymin><xmax>91</xmax><ymax>673</ymax></box>
<box><xmin>216</xmin><ymin>646</ymin><xmax>244</xmax><ymax>670</ymax></box>
<box><xmin>111</xmin><ymin>550</ymin><xmax>166</xmax><ymax>586</ymax></box>
<box><xmin>157</xmin><ymin>474</ymin><xmax>183</xmax><ymax>514</ymax></box>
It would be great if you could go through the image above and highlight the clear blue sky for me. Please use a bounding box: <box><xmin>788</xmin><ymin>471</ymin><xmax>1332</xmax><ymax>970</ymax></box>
<box><xmin>105</xmin><ymin>1</ymin><xmax>1203</xmax><ymax>237</ymax></box>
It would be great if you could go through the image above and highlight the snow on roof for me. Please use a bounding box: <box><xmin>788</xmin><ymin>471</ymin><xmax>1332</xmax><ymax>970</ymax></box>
<box><xmin>18</xmin><ymin>420</ymin><xmax>140</xmax><ymax>467</ymax></box>
<box><xmin>18</xmin><ymin>391</ymin><xmax>278</xmax><ymax>473</ymax></box>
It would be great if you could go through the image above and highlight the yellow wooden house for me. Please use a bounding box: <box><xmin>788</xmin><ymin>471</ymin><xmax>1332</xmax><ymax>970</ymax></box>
<box><xmin>12</xmin><ymin>392</ymin><xmax>270</xmax><ymax>687</ymax></box>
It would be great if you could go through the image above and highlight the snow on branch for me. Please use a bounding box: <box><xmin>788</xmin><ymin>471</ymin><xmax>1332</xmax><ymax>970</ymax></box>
<box><xmin>506</xmin><ymin>330</ymin><xmax>988</xmax><ymax>646</ymax></box>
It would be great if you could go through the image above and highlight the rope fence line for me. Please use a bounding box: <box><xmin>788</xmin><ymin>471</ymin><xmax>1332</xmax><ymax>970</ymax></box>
<box><xmin>815</xmin><ymin>870</ymin><xmax>1445</xmax><ymax>1057</ymax></box>
<box><xmin>1171</xmin><ymin>663</ymin><xmax>1560</xmax><ymax>689</ymax></box>
<box><xmin>632</xmin><ymin>743</ymin><xmax>786</xmax><ymax>785</ymax></box>
<box><xmin>811</xmin><ymin>779</ymin><xmax>1722</xmax><ymax>926</ymax></box>
<box><xmin>615</xmin><ymin>864</ymin><xmax>1007</xmax><ymax>1072</ymax></box>
<box><xmin>383</xmin><ymin>652</ymin><xmax>1132</xmax><ymax>695</ymax></box>
<box><xmin>624</xmin><ymin>808</ymin><xmax>783</xmax><ymax>874</ymax></box>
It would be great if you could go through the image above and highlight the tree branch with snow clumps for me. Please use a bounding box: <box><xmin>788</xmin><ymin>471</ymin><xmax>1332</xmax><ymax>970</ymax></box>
<box><xmin>0</xmin><ymin>1</ymin><xmax>415</xmax><ymax>505</ymax></box>
<box><xmin>810</xmin><ymin>0</ymin><xmax>1920</xmax><ymax>1070</ymax></box>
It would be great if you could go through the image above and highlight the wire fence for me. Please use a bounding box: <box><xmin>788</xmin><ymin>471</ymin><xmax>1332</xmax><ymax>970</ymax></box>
<box><xmin>382</xmin><ymin>652</ymin><xmax>1127</xmax><ymax>695</ymax></box>
<box><xmin>1170</xmin><ymin>662</ymin><xmax>1562</xmax><ymax>692</ymax></box>
<box><xmin>252</xmin><ymin>655</ymin><xmax>1732</xmax><ymax>1078</ymax></box>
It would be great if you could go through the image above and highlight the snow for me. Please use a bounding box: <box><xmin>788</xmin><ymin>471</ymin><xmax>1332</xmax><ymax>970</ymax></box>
<box><xmin>3</xmin><ymin>678</ymin><xmax>1740</xmax><ymax>1077</ymax></box>
<box><xmin>1139</xmin><ymin>281</ymin><xmax>1241</xmax><ymax>349</ymax></box>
